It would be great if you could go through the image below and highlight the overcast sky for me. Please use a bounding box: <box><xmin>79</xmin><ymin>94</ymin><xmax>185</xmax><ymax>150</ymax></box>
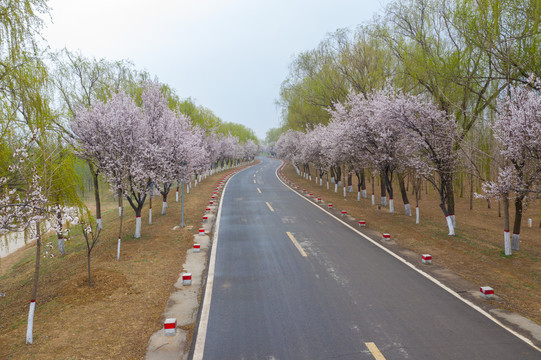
<box><xmin>43</xmin><ymin>0</ymin><xmax>389</xmax><ymax>140</ymax></box>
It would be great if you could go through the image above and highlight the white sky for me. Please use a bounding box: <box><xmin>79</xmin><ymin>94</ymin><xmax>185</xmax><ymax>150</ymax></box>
<box><xmin>42</xmin><ymin>0</ymin><xmax>389</xmax><ymax>140</ymax></box>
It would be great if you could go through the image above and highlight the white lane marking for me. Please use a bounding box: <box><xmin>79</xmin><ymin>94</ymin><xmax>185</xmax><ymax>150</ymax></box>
<box><xmin>273</xmin><ymin>162</ymin><xmax>541</xmax><ymax>353</ymax></box>
<box><xmin>253</xmin><ymin>179</ymin><xmax>256</xmax><ymax>184</ymax></box>
<box><xmin>193</xmin><ymin>167</ymin><xmax>249</xmax><ymax>359</ymax></box>
<box><xmin>286</xmin><ymin>231</ymin><xmax>307</xmax><ymax>257</ymax></box>
<box><xmin>266</xmin><ymin>202</ymin><xmax>274</xmax><ymax>212</ymax></box>
<box><xmin>365</xmin><ymin>342</ymin><xmax>386</xmax><ymax>359</ymax></box>
<box><xmin>257</xmin><ymin>188</ymin><xmax>262</xmax><ymax>193</ymax></box>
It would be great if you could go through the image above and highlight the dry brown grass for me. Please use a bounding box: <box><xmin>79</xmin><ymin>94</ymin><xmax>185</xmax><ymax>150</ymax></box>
<box><xmin>281</xmin><ymin>163</ymin><xmax>541</xmax><ymax>325</ymax></box>
<box><xmin>0</xmin><ymin>167</ymin><xmax>243</xmax><ymax>360</ymax></box>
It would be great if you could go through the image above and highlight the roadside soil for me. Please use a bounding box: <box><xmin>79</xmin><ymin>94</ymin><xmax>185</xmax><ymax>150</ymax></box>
<box><xmin>0</xmin><ymin>168</ymin><xmax>237</xmax><ymax>359</ymax></box>
<box><xmin>281</xmin><ymin>163</ymin><xmax>541</xmax><ymax>326</ymax></box>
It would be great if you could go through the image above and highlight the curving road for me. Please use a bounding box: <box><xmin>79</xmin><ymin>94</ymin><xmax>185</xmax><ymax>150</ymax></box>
<box><xmin>192</xmin><ymin>157</ymin><xmax>540</xmax><ymax>359</ymax></box>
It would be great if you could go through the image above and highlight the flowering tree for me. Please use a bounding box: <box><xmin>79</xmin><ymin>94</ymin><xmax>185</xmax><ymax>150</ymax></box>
<box><xmin>329</xmin><ymin>90</ymin><xmax>408</xmax><ymax>213</ymax></box>
<box><xmin>275</xmin><ymin>130</ymin><xmax>304</xmax><ymax>172</ymax></box>
<box><xmin>0</xmin><ymin>137</ymin><xmax>74</xmax><ymax>344</ymax></box>
<box><xmin>389</xmin><ymin>91</ymin><xmax>459</xmax><ymax>234</ymax></box>
<box><xmin>479</xmin><ymin>81</ymin><xmax>541</xmax><ymax>253</ymax></box>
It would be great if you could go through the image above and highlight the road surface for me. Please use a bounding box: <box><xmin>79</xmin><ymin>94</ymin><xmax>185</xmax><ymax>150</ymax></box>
<box><xmin>192</xmin><ymin>157</ymin><xmax>539</xmax><ymax>359</ymax></box>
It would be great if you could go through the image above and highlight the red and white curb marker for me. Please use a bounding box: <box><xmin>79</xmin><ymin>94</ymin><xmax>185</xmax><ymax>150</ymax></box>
<box><xmin>182</xmin><ymin>273</ymin><xmax>192</xmax><ymax>286</ymax></box>
<box><xmin>317</xmin><ymin>197</ymin><xmax>322</xmax><ymax>203</ymax></box>
<box><xmin>309</xmin><ymin>193</ymin><xmax>313</xmax><ymax>197</ymax></box>
<box><xmin>382</xmin><ymin>233</ymin><xmax>391</xmax><ymax>241</ymax></box>
<box><xmin>341</xmin><ymin>210</ymin><xmax>347</xmax><ymax>216</ymax></box>
<box><xmin>199</xmin><ymin>228</ymin><xmax>205</xmax><ymax>235</ymax></box>
<box><xmin>164</xmin><ymin>318</ymin><xmax>177</xmax><ymax>336</ymax></box>
<box><xmin>480</xmin><ymin>286</ymin><xmax>495</xmax><ymax>299</ymax></box>
<box><xmin>202</xmin><ymin>215</ymin><xmax>208</xmax><ymax>222</ymax></box>
<box><xmin>422</xmin><ymin>254</ymin><xmax>432</xmax><ymax>265</ymax></box>
<box><xmin>358</xmin><ymin>220</ymin><xmax>366</xmax><ymax>227</ymax></box>
<box><xmin>193</xmin><ymin>244</ymin><xmax>201</xmax><ymax>253</ymax></box>
<box><xmin>328</xmin><ymin>204</ymin><xmax>333</xmax><ymax>208</ymax></box>
<box><xmin>209</xmin><ymin>201</ymin><xmax>214</xmax><ymax>205</ymax></box>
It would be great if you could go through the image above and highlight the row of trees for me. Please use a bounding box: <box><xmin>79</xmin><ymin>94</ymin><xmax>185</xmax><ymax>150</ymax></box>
<box><xmin>274</xmin><ymin>83</ymin><xmax>541</xmax><ymax>250</ymax></box>
<box><xmin>0</xmin><ymin>0</ymin><xmax>259</xmax><ymax>344</ymax></box>
<box><xmin>270</xmin><ymin>0</ymin><xmax>541</xmax><ymax>255</ymax></box>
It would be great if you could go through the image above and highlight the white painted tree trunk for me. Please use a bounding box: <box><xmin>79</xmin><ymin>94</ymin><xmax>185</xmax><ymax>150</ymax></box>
<box><xmin>389</xmin><ymin>199</ymin><xmax>394</xmax><ymax>213</ymax></box>
<box><xmin>57</xmin><ymin>236</ymin><xmax>65</xmax><ymax>256</ymax></box>
<box><xmin>381</xmin><ymin>196</ymin><xmax>387</xmax><ymax>207</ymax></box>
<box><xmin>504</xmin><ymin>231</ymin><xmax>512</xmax><ymax>255</ymax></box>
<box><xmin>371</xmin><ymin>194</ymin><xmax>375</xmax><ymax>205</ymax></box>
<box><xmin>176</xmin><ymin>191</ymin><xmax>179</xmax><ymax>202</ymax></box>
<box><xmin>348</xmin><ymin>185</ymin><xmax>353</xmax><ymax>192</ymax></box>
<box><xmin>327</xmin><ymin>181</ymin><xmax>329</xmax><ymax>189</ymax></box>
<box><xmin>404</xmin><ymin>204</ymin><xmax>412</xmax><ymax>216</ymax></box>
<box><xmin>309</xmin><ymin>175</ymin><xmax>311</xmax><ymax>181</ymax></box>
<box><xmin>416</xmin><ymin>206</ymin><xmax>420</xmax><ymax>224</ymax></box>
<box><xmin>334</xmin><ymin>184</ymin><xmax>338</xmax><ymax>193</ymax></box>
<box><xmin>357</xmin><ymin>192</ymin><xmax>361</xmax><ymax>201</ymax></box>
<box><xmin>331</xmin><ymin>177</ymin><xmax>335</xmax><ymax>184</ymax></box>
<box><xmin>320</xmin><ymin>178</ymin><xmax>323</xmax><ymax>186</ymax></box>
<box><xmin>187</xmin><ymin>185</ymin><xmax>190</xmax><ymax>194</ymax></box>
<box><xmin>148</xmin><ymin>208</ymin><xmax>152</xmax><ymax>225</ymax></box>
<box><xmin>162</xmin><ymin>201</ymin><xmax>167</xmax><ymax>215</ymax></box>
<box><xmin>135</xmin><ymin>216</ymin><xmax>141</xmax><ymax>238</ymax></box>
<box><xmin>343</xmin><ymin>187</ymin><xmax>346</xmax><ymax>197</ymax></box>
<box><xmin>512</xmin><ymin>233</ymin><xmax>520</xmax><ymax>251</ymax></box>
<box><xmin>451</xmin><ymin>215</ymin><xmax>456</xmax><ymax>229</ymax></box>
<box><xmin>337</xmin><ymin>180</ymin><xmax>342</xmax><ymax>187</ymax></box>
<box><xmin>362</xmin><ymin>189</ymin><xmax>367</xmax><ymax>198</ymax></box>
<box><xmin>118</xmin><ymin>206</ymin><xmax>122</xmax><ymax>217</ymax></box>
<box><xmin>96</xmin><ymin>218</ymin><xmax>103</xmax><ymax>230</ymax></box>
<box><xmin>446</xmin><ymin>216</ymin><xmax>455</xmax><ymax>236</ymax></box>
<box><xmin>117</xmin><ymin>236</ymin><xmax>121</xmax><ymax>260</ymax></box>
<box><xmin>26</xmin><ymin>300</ymin><xmax>35</xmax><ymax>344</ymax></box>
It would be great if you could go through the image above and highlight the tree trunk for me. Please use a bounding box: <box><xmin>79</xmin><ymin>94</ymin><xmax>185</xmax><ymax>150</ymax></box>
<box><xmin>446</xmin><ymin>178</ymin><xmax>456</xmax><ymax>229</ymax></box>
<box><xmin>87</xmin><ymin>251</ymin><xmax>92</xmax><ymax>287</ymax></box>
<box><xmin>89</xmin><ymin>162</ymin><xmax>102</xmax><ymax>229</ymax></box>
<box><xmin>398</xmin><ymin>173</ymin><xmax>411</xmax><ymax>216</ymax></box>
<box><xmin>56</xmin><ymin>211</ymin><xmax>65</xmax><ymax>256</ymax></box>
<box><xmin>360</xmin><ymin>170</ymin><xmax>366</xmax><ymax>198</ymax></box>
<box><xmin>380</xmin><ymin>174</ymin><xmax>387</xmax><ymax>207</ymax></box>
<box><xmin>117</xmin><ymin>190</ymin><xmax>123</xmax><ymax>260</ymax></box>
<box><xmin>469</xmin><ymin>172</ymin><xmax>473</xmax><ymax>210</ymax></box>
<box><xmin>503</xmin><ymin>196</ymin><xmax>511</xmax><ymax>255</ymax></box>
<box><xmin>149</xmin><ymin>183</ymin><xmax>153</xmax><ymax>225</ymax></box>
<box><xmin>371</xmin><ymin>175</ymin><xmax>375</xmax><ymax>205</ymax></box>
<box><xmin>347</xmin><ymin>173</ymin><xmax>353</xmax><ymax>193</ymax></box>
<box><xmin>512</xmin><ymin>196</ymin><xmax>524</xmax><ymax>251</ymax></box>
<box><xmin>27</xmin><ymin>223</ymin><xmax>41</xmax><ymax>344</ymax></box>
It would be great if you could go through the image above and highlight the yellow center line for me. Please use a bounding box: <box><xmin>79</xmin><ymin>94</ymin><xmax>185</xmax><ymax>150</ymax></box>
<box><xmin>266</xmin><ymin>202</ymin><xmax>274</xmax><ymax>212</ymax></box>
<box><xmin>257</xmin><ymin>188</ymin><xmax>262</xmax><ymax>193</ymax></box>
<box><xmin>286</xmin><ymin>232</ymin><xmax>307</xmax><ymax>257</ymax></box>
<box><xmin>365</xmin><ymin>342</ymin><xmax>386</xmax><ymax>360</ymax></box>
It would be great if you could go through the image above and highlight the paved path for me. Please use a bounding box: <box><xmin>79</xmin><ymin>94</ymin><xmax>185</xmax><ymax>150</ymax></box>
<box><xmin>193</xmin><ymin>157</ymin><xmax>540</xmax><ymax>359</ymax></box>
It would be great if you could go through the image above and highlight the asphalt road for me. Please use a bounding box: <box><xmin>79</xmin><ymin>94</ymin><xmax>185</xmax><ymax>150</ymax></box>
<box><xmin>193</xmin><ymin>157</ymin><xmax>540</xmax><ymax>359</ymax></box>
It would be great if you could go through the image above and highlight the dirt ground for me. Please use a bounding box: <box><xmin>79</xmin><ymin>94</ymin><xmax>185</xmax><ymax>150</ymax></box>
<box><xmin>0</xmin><ymin>167</ymin><xmax>240</xmax><ymax>359</ymax></box>
<box><xmin>281</xmin><ymin>164</ymin><xmax>541</xmax><ymax>327</ymax></box>
<box><xmin>0</xmin><ymin>159</ymin><xmax>539</xmax><ymax>359</ymax></box>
